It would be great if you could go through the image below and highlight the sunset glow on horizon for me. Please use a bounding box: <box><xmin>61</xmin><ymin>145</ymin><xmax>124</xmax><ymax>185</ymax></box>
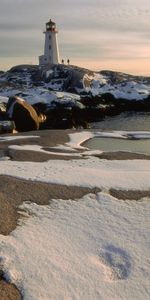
<box><xmin>0</xmin><ymin>0</ymin><xmax>150</xmax><ymax>76</ymax></box>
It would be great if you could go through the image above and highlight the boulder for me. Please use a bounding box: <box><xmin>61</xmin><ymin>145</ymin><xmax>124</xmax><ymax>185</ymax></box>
<box><xmin>6</xmin><ymin>96</ymin><xmax>41</xmax><ymax>132</ymax></box>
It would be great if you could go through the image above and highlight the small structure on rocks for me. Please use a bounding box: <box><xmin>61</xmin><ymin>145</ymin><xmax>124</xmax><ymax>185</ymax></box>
<box><xmin>39</xmin><ymin>19</ymin><xmax>60</xmax><ymax>66</ymax></box>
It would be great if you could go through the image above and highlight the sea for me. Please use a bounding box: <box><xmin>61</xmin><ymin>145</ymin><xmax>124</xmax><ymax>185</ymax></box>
<box><xmin>90</xmin><ymin>111</ymin><xmax>150</xmax><ymax>131</ymax></box>
<box><xmin>85</xmin><ymin>111</ymin><xmax>150</xmax><ymax>155</ymax></box>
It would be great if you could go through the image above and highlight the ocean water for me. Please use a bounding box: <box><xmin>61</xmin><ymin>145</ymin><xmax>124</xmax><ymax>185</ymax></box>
<box><xmin>85</xmin><ymin>112</ymin><xmax>150</xmax><ymax>154</ymax></box>
<box><xmin>91</xmin><ymin>112</ymin><xmax>150</xmax><ymax>131</ymax></box>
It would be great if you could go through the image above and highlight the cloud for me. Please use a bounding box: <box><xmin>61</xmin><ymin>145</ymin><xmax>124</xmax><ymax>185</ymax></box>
<box><xmin>0</xmin><ymin>0</ymin><xmax>150</xmax><ymax>74</ymax></box>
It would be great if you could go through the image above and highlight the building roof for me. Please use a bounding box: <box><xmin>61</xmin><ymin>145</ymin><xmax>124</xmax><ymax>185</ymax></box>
<box><xmin>46</xmin><ymin>19</ymin><xmax>56</xmax><ymax>25</ymax></box>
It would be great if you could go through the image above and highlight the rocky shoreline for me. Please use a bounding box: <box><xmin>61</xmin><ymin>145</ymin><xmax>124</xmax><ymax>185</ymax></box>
<box><xmin>0</xmin><ymin>64</ymin><xmax>150</xmax><ymax>132</ymax></box>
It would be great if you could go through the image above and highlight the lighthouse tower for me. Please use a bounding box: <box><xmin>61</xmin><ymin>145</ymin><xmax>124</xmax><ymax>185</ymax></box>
<box><xmin>39</xmin><ymin>19</ymin><xmax>60</xmax><ymax>66</ymax></box>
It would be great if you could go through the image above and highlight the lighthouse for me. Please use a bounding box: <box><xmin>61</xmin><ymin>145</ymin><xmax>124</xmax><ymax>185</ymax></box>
<box><xmin>39</xmin><ymin>19</ymin><xmax>60</xmax><ymax>66</ymax></box>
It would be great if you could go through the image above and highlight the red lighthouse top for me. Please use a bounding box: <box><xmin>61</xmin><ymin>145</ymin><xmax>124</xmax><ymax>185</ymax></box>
<box><xmin>46</xmin><ymin>19</ymin><xmax>57</xmax><ymax>32</ymax></box>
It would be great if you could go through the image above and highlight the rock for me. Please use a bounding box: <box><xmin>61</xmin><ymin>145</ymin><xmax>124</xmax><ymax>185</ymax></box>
<box><xmin>6</xmin><ymin>96</ymin><xmax>42</xmax><ymax>132</ymax></box>
<box><xmin>0</xmin><ymin>64</ymin><xmax>150</xmax><ymax>131</ymax></box>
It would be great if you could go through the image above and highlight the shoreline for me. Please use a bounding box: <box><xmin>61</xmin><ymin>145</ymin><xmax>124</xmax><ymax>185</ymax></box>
<box><xmin>1</xmin><ymin>128</ymin><xmax>150</xmax><ymax>236</ymax></box>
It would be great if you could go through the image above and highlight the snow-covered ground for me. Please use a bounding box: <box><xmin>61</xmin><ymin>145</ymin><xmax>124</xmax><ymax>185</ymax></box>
<box><xmin>1</xmin><ymin>66</ymin><xmax>150</xmax><ymax>106</ymax></box>
<box><xmin>0</xmin><ymin>90</ymin><xmax>81</xmax><ymax>107</ymax></box>
<box><xmin>83</xmin><ymin>73</ymin><xmax>150</xmax><ymax>100</ymax></box>
<box><xmin>0</xmin><ymin>131</ymin><xmax>150</xmax><ymax>299</ymax></box>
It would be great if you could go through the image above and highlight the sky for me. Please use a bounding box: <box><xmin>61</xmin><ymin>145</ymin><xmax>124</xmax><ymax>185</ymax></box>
<box><xmin>0</xmin><ymin>0</ymin><xmax>150</xmax><ymax>75</ymax></box>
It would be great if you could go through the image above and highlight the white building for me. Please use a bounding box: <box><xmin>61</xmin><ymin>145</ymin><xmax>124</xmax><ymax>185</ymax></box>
<box><xmin>39</xmin><ymin>19</ymin><xmax>60</xmax><ymax>66</ymax></box>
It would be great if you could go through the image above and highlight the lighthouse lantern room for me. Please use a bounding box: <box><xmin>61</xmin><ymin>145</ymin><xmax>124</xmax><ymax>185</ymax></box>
<box><xmin>39</xmin><ymin>19</ymin><xmax>60</xmax><ymax>66</ymax></box>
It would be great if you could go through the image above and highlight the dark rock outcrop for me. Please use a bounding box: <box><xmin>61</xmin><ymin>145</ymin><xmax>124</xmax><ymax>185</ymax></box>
<box><xmin>6</xmin><ymin>96</ymin><xmax>42</xmax><ymax>132</ymax></box>
<box><xmin>0</xmin><ymin>64</ymin><xmax>150</xmax><ymax>131</ymax></box>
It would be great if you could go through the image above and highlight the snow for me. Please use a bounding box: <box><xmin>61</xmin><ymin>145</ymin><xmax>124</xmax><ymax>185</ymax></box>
<box><xmin>0</xmin><ymin>193</ymin><xmax>149</xmax><ymax>300</ymax></box>
<box><xmin>0</xmin><ymin>130</ymin><xmax>150</xmax><ymax>299</ymax></box>
<box><xmin>1</xmin><ymin>69</ymin><xmax>150</xmax><ymax>106</ymax></box>
<box><xmin>0</xmin><ymin>135</ymin><xmax>39</xmax><ymax>142</ymax></box>
<box><xmin>8</xmin><ymin>144</ymin><xmax>82</xmax><ymax>157</ymax></box>
<box><xmin>0</xmin><ymin>131</ymin><xmax>150</xmax><ymax>190</ymax></box>
<box><xmin>0</xmin><ymin>96</ymin><xmax>8</xmax><ymax>103</ymax></box>
<box><xmin>83</xmin><ymin>73</ymin><xmax>150</xmax><ymax>100</ymax></box>
<box><xmin>0</xmin><ymin>153</ymin><xmax>150</xmax><ymax>190</ymax></box>
<box><xmin>67</xmin><ymin>130</ymin><xmax>150</xmax><ymax>150</ymax></box>
<box><xmin>67</xmin><ymin>131</ymin><xmax>94</xmax><ymax>149</ymax></box>
<box><xmin>0</xmin><ymin>130</ymin><xmax>150</xmax><ymax>189</ymax></box>
<box><xmin>20</xmin><ymin>88</ymin><xmax>57</xmax><ymax>105</ymax></box>
<box><xmin>0</xmin><ymin>88</ymin><xmax>81</xmax><ymax>107</ymax></box>
<box><xmin>46</xmin><ymin>69</ymin><xmax>53</xmax><ymax>78</ymax></box>
<box><xmin>54</xmin><ymin>91</ymin><xmax>80</xmax><ymax>101</ymax></box>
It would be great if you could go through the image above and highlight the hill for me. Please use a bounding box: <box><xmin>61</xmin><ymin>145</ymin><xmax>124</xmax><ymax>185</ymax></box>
<box><xmin>0</xmin><ymin>64</ymin><xmax>150</xmax><ymax>129</ymax></box>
